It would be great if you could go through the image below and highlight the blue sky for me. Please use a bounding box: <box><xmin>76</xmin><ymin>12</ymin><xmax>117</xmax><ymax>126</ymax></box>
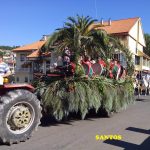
<box><xmin>0</xmin><ymin>0</ymin><xmax>150</xmax><ymax>46</ymax></box>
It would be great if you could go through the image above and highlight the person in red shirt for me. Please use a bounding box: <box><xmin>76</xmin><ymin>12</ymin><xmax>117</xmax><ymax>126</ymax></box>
<box><xmin>63</xmin><ymin>56</ymin><xmax>76</xmax><ymax>76</ymax></box>
<box><xmin>98</xmin><ymin>58</ymin><xmax>106</xmax><ymax>68</ymax></box>
<box><xmin>116</xmin><ymin>60</ymin><xmax>121</xmax><ymax>80</ymax></box>
<box><xmin>109</xmin><ymin>59</ymin><xmax>115</xmax><ymax>70</ymax></box>
<box><xmin>107</xmin><ymin>59</ymin><xmax>114</xmax><ymax>79</ymax></box>
<box><xmin>120</xmin><ymin>67</ymin><xmax>126</xmax><ymax>79</ymax></box>
<box><xmin>69</xmin><ymin>62</ymin><xmax>76</xmax><ymax>75</ymax></box>
<box><xmin>82</xmin><ymin>56</ymin><xmax>92</xmax><ymax>67</ymax></box>
<box><xmin>111</xmin><ymin>59</ymin><xmax>121</xmax><ymax>80</ymax></box>
<box><xmin>81</xmin><ymin>56</ymin><xmax>93</xmax><ymax>76</ymax></box>
<box><xmin>98</xmin><ymin>57</ymin><xmax>106</xmax><ymax>76</ymax></box>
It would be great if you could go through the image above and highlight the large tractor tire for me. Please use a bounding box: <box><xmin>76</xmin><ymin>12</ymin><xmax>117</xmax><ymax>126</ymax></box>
<box><xmin>0</xmin><ymin>89</ymin><xmax>42</xmax><ymax>145</ymax></box>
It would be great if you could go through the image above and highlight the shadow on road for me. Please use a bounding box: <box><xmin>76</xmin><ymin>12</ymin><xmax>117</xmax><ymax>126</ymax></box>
<box><xmin>40</xmin><ymin>108</ymin><xmax>111</xmax><ymax>127</ymax></box>
<box><xmin>126</xmin><ymin>127</ymin><xmax>150</xmax><ymax>135</ymax></box>
<box><xmin>104</xmin><ymin>127</ymin><xmax>150</xmax><ymax>150</ymax></box>
<box><xmin>135</xmin><ymin>95</ymin><xmax>150</xmax><ymax>102</ymax></box>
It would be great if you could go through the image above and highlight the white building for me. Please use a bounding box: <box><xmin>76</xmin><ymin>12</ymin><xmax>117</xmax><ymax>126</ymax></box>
<box><xmin>13</xmin><ymin>38</ymin><xmax>48</xmax><ymax>83</ymax></box>
<box><xmin>93</xmin><ymin>17</ymin><xmax>150</xmax><ymax>72</ymax></box>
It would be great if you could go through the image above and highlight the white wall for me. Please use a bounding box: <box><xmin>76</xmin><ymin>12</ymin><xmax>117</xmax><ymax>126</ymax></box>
<box><xmin>15</xmin><ymin>72</ymin><xmax>32</xmax><ymax>83</ymax></box>
<box><xmin>129</xmin><ymin>21</ymin><xmax>138</xmax><ymax>41</ymax></box>
<box><xmin>137</xmin><ymin>43</ymin><xmax>143</xmax><ymax>52</ymax></box>
<box><xmin>138</xmin><ymin>21</ymin><xmax>146</xmax><ymax>47</ymax></box>
<box><xmin>15</xmin><ymin>52</ymin><xmax>32</xmax><ymax>68</ymax></box>
<box><xmin>128</xmin><ymin>36</ymin><xmax>136</xmax><ymax>54</ymax></box>
<box><xmin>129</xmin><ymin>19</ymin><xmax>145</xmax><ymax>48</ymax></box>
<box><xmin>14</xmin><ymin>51</ymin><xmax>33</xmax><ymax>83</ymax></box>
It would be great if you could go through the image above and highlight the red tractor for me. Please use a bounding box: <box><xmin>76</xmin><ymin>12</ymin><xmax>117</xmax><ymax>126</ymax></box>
<box><xmin>0</xmin><ymin>78</ymin><xmax>41</xmax><ymax>145</ymax></box>
<box><xmin>0</xmin><ymin>64</ymin><xmax>75</xmax><ymax>145</ymax></box>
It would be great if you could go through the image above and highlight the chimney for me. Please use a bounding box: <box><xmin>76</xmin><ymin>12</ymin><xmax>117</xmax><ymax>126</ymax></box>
<box><xmin>43</xmin><ymin>35</ymin><xmax>48</xmax><ymax>41</ymax></box>
<box><xmin>108</xmin><ymin>18</ymin><xmax>111</xmax><ymax>26</ymax></box>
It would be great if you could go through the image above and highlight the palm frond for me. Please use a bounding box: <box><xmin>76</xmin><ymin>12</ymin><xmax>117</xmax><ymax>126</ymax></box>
<box><xmin>36</xmin><ymin>77</ymin><xmax>134</xmax><ymax>121</ymax></box>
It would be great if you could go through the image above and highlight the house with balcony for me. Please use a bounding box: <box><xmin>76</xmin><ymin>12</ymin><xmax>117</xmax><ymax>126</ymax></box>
<box><xmin>92</xmin><ymin>17</ymin><xmax>150</xmax><ymax>73</ymax></box>
<box><xmin>13</xmin><ymin>38</ymin><xmax>47</xmax><ymax>83</ymax></box>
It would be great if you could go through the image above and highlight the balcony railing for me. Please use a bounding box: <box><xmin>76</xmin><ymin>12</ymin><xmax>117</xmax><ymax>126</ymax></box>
<box><xmin>15</xmin><ymin>67</ymin><xmax>33</xmax><ymax>73</ymax></box>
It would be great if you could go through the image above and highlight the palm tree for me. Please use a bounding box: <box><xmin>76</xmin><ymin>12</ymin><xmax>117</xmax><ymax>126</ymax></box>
<box><xmin>41</xmin><ymin>15</ymin><xmax>116</xmax><ymax>63</ymax></box>
<box><xmin>41</xmin><ymin>15</ymin><xmax>134</xmax><ymax>76</ymax></box>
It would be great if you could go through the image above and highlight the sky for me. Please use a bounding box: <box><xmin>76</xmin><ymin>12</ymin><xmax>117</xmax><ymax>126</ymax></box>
<box><xmin>0</xmin><ymin>0</ymin><xmax>150</xmax><ymax>46</ymax></box>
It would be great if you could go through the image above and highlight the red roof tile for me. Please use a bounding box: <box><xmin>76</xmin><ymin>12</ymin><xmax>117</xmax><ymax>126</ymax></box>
<box><xmin>27</xmin><ymin>49</ymin><xmax>51</xmax><ymax>58</ymax></box>
<box><xmin>13</xmin><ymin>40</ymin><xmax>46</xmax><ymax>52</ymax></box>
<box><xmin>92</xmin><ymin>17</ymin><xmax>139</xmax><ymax>34</ymax></box>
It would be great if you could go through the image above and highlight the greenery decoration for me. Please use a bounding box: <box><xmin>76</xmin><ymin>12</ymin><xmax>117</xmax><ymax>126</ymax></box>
<box><xmin>35</xmin><ymin>76</ymin><xmax>134</xmax><ymax>121</ymax></box>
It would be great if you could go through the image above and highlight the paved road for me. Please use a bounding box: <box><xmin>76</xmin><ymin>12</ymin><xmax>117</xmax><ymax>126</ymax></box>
<box><xmin>0</xmin><ymin>96</ymin><xmax>150</xmax><ymax>150</ymax></box>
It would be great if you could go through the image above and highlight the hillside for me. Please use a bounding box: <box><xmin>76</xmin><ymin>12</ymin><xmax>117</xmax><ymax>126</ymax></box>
<box><xmin>0</xmin><ymin>45</ymin><xmax>19</xmax><ymax>50</ymax></box>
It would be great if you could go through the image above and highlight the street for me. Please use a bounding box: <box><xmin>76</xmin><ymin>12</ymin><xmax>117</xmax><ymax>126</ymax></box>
<box><xmin>0</xmin><ymin>95</ymin><xmax>150</xmax><ymax>150</ymax></box>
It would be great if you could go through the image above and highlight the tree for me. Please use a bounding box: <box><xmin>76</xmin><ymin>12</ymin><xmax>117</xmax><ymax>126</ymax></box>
<box><xmin>41</xmin><ymin>15</ymin><xmax>134</xmax><ymax>75</ymax></box>
<box><xmin>41</xmin><ymin>15</ymin><xmax>119</xmax><ymax>63</ymax></box>
<box><xmin>0</xmin><ymin>51</ymin><xmax>3</xmax><ymax>56</ymax></box>
<box><xmin>0</xmin><ymin>45</ymin><xmax>19</xmax><ymax>50</ymax></box>
<box><xmin>144</xmin><ymin>33</ymin><xmax>150</xmax><ymax>56</ymax></box>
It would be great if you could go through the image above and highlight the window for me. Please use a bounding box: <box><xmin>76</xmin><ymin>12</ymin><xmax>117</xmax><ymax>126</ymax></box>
<box><xmin>16</xmin><ymin>77</ymin><xmax>19</xmax><ymax>82</ymax></box>
<box><xmin>46</xmin><ymin>61</ymin><xmax>50</xmax><ymax>73</ymax></box>
<box><xmin>33</xmin><ymin>61</ymin><xmax>43</xmax><ymax>73</ymax></box>
<box><xmin>20</xmin><ymin>54</ymin><xmax>26</xmax><ymax>61</ymax></box>
<box><xmin>113</xmin><ymin>54</ymin><xmax>120</xmax><ymax>60</ymax></box>
<box><xmin>120</xmin><ymin>53</ymin><xmax>127</xmax><ymax>67</ymax></box>
<box><xmin>25</xmin><ymin>77</ymin><xmax>28</xmax><ymax>82</ymax></box>
<box><xmin>135</xmin><ymin>56</ymin><xmax>140</xmax><ymax>65</ymax></box>
<box><xmin>143</xmin><ymin>58</ymin><xmax>147</xmax><ymax>66</ymax></box>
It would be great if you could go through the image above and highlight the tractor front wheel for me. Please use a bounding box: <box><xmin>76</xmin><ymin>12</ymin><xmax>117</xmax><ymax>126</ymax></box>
<box><xmin>0</xmin><ymin>89</ymin><xmax>41</xmax><ymax>145</ymax></box>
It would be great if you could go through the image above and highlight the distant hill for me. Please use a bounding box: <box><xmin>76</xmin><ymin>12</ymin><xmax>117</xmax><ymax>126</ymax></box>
<box><xmin>0</xmin><ymin>45</ymin><xmax>19</xmax><ymax>50</ymax></box>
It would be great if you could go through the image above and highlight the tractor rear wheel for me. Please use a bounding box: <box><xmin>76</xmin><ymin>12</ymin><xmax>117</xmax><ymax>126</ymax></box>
<box><xmin>0</xmin><ymin>89</ymin><xmax>41</xmax><ymax>145</ymax></box>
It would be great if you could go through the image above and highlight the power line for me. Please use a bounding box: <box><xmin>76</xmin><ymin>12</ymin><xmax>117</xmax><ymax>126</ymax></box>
<box><xmin>94</xmin><ymin>0</ymin><xmax>98</xmax><ymax>18</ymax></box>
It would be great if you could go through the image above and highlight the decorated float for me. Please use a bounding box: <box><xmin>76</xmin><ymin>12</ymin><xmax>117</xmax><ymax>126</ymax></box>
<box><xmin>34</xmin><ymin>15</ymin><xmax>135</xmax><ymax>120</ymax></box>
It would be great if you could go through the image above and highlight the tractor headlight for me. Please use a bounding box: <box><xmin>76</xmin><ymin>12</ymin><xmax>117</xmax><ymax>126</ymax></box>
<box><xmin>3</xmin><ymin>77</ymin><xmax>9</xmax><ymax>84</ymax></box>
